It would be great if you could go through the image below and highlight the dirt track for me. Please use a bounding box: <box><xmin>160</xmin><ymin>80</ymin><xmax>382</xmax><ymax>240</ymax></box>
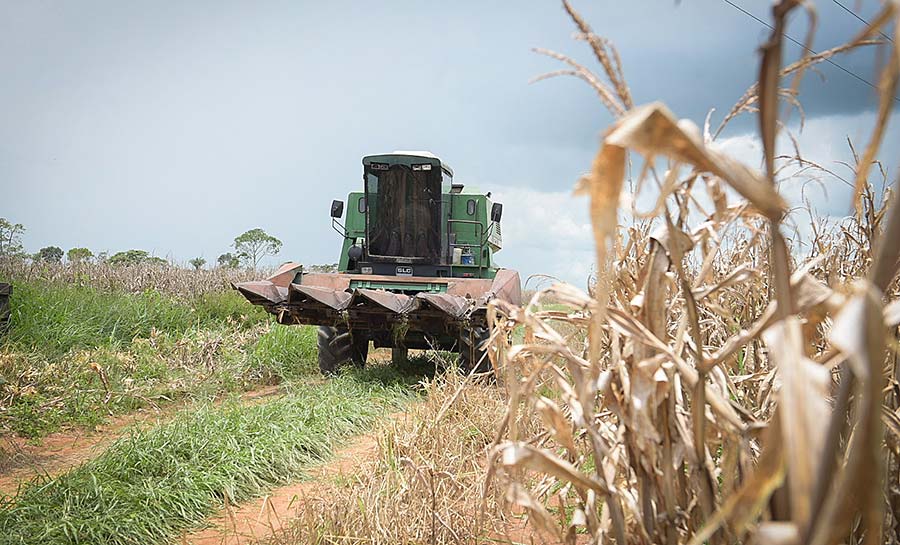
<box><xmin>182</xmin><ymin>429</ymin><xmax>382</xmax><ymax>545</ymax></box>
<box><xmin>0</xmin><ymin>382</ymin><xmax>398</xmax><ymax>545</ymax></box>
<box><xmin>0</xmin><ymin>385</ymin><xmax>284</xmax><ymax>496</ymax></box>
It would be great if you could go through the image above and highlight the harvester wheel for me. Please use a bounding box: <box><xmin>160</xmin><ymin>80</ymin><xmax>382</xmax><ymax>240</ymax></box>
<box><xmin>317</xmin><ymin>326</ymin><xmax>368</xmax><ymax>375</ymax></box>
<box><xmin>458</xmin><ymin>325</ymin><xmax>492</xmax><ymax>375</ymax></box>
<box><xmin>391</xmin><ymin>346</ymin><xmax>408</xmax><ymax>366</ymax></box>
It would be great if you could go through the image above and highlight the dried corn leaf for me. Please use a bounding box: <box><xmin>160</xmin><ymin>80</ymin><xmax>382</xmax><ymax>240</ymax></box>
<box><xmin>849</xmin><ymin>5</ymin><xmax>899</xmax><ymax>212</ymax></box>
<box><xmin>505</xmin><ymin>482</ymin><xmax>564</xmax><ymax>542</ymax></box>
<box><xmin>687</xmin><ymin>419</ymin><xmax>786</xmax><ymax>545</ymax></box>
<box><xmin>752</xmin><ymin>522</ymin><xmax>800</xmax><ymax>545</ymax></box>
<box><xmin>499</xmin><ymin>442</ymin><xmax>609</xmax><ymax>494</ymax></box>
<box><xmin>693</xmin><ymin>265</ymin><xmax>759</xmax><ymax>300</ymax></box>
<box><xmin>602</xmin><ymin>103</ymin><xmax>787</xmax><ymax>219</ymax></box>
<box><xmin>535</xmin><ymin>396</ymin><xmax>577</xmax><ymax>453</ymax></box>
<box><xmin>809</xmin><ymin>283</ymin><xmax>886</xmax><ymax>545</ymax></box>
<box><xmin>883</xmin><ymin>298</ymin><xmax>900</xmax><ymax>327</ymax></box>
<box><xmin>761</xmin><ymin>318</ymin><xmax>829</xmax><ymax>529</ymax></box>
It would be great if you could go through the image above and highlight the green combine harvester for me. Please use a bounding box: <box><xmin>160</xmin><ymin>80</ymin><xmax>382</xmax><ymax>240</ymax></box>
<box><xmin>234</xmin><ymin>151</ymin><xmax>521</xmax><ymax>374</ymax></box>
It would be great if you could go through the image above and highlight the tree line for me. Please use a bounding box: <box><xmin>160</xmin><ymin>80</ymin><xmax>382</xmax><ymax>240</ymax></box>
<box><xmin>0</xmin><ymin>218</ymin><xmax>295</xmax><ymax>271</ymax></box>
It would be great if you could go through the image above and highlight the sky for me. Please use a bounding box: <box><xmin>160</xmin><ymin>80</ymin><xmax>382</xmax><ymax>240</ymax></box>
<box><xmin>1</xmin><ymin>0</ymin><xmax>897</xmax><ymax>285</ymax></box>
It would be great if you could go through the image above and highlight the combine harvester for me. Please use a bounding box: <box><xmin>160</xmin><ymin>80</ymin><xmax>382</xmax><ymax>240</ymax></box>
<box><xmin>234</xmin><ymin>152</ymin><xmax>521</xmax><ymax>374</ymax></box>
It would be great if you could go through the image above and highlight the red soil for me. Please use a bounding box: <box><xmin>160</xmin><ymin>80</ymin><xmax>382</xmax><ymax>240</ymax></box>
<box><xmin>0</xmin><ymin>384</ymin><xmax>285</xmax><ymax>496</ymax></box>
<box><xmin>182</xmin><ymin>431</ymin><xmax>380</xmax><ymax>545</ymax></box>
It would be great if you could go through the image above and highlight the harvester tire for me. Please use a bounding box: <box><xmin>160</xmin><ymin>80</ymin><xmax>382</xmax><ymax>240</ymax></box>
<box><xmin>459</xmin><ymin>325</ymin><xmax>492</xmax><ymax>375</ymax></box>
<box><xmin>317</xmin><ymin>326</ymin><xmax>368</xmax><ymax>375</ymax></box>
<box><xmin>391</xmin><ymin>346</ymin><xmax>408</xmax><ymax>366</ymax></box>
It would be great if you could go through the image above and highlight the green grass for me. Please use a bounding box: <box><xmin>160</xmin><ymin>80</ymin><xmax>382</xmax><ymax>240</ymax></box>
<box><xmin>4</xmin><ymin>280</ymin><xmax>268</xmax><ymax>356</ymax></box>
<box><xmin>1</xmin><ymin>323</ymin><xmax>320</xmax><ymax>438</ymax></box>
<box><xmin>247</xmin><ymin>324</ymin><xmax>319</xmax><ymax>380</ymax></box>
<box><xmin>0</xmin><ymin>280</ymin><xmax>315</xmax><ymax>438</ymax></box>
<box><xmin>0</xmin><ymin>369</ymin><xmax>414</xmax><ymax>545</ymax></box>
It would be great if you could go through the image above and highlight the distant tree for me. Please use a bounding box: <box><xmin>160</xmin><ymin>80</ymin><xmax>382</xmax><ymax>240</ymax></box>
<box><xmin>108</xmin><ymin>249</ymin><xmax>166</xmax><ymax>266</ymax></box>
<box><xmin>233</xmin><ymin>229</ymin><xmax>282</xmax><ymax>269</ymax></box>
<box><xmin>109</xmin><ymin>249</ymin><xmax>149</xmax><ymax>265</ymax></box>
<box><xmin>0</xmin><ymin>218</ymin><xmax>25</xmax><ymax>258</ymax></box>
<box><xmin>217</xmin><ymin>252</ymin><xmax>240</xmax><ymax>268</ymax></box>
<box><xmin>34</xmin><ymin>246</ymin><xmax>64</xmax><ymax>263</ymax></box>
<box><xmin>67</xmin><ymin>247</ymin><xmax>94</xmax><ymax>263</ymax></box>
<box><xmin>308</xmin><ymin>263</ymin><xmax>338</xmax><ymax>273</ymax></box>
<box><xmin>189</xmin><ymin>257</ymin><xmax>206</xmax><ymax>270</ymax></box>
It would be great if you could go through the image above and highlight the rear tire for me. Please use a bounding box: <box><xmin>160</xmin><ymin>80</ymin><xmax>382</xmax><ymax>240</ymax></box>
<box><xmin>317</xmin><ymin>326</ymin><xmax>368</xmax><ymax>375</ymax></box>
<box><xmin>391</xmin><ymin>345</ymin><xmax>408</xmax><ymax>366</ymax></box>
<box><xmin>458</xmin><ymin>325</ymin><xmax>492</xmax><ymax>375</ymax></box>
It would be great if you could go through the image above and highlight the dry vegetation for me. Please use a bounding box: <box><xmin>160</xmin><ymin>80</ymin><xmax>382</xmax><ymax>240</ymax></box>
<box><xmin>0</xmin><ymin>258</ymin><xmax>310</xmax><ymax>438</ymax></box>
<box><xmin>265</xmin><ymin>368</ymin><xmax>540</xmax><ymax>545</ymax></box>
<box><xmin>0</xmin><ymin>258</ymin><xmax>264</xmax><ymax>299</ymax></box>
<box><xmin>5</xmin><ymin>2</ymin><xmax>900</xmax><ymax>544</ymax></box>
<box><xmin>257</xmin><ymin>3</ymin><xmax>900</xmax><ymax>545</ymax></box>
<box><xmin>481</xmin><ymin>1</ymin><xmax>900</xmax><ymax>544</ymax></box>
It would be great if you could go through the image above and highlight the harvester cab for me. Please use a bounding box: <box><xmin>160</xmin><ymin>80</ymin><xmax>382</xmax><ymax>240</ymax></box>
<box><xmin>234</xmin><ymin>151</ymin><xmax>521</xmax><ymax>375</ymax></box>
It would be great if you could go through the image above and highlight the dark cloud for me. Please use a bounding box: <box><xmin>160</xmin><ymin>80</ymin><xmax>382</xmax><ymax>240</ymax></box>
<box><xmin>0</xmin><ymin>0</ymin><xmax>891</xmax><ymax>276</ymax></box>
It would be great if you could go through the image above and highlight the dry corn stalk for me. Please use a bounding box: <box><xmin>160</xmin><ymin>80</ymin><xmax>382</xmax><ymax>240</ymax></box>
<box><xmin>488</xmin><ymin>1</ymin><xmax>900</xmax><ymax>544</ymax></box>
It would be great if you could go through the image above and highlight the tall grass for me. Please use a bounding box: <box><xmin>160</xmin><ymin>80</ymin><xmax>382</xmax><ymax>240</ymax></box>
<box><xmin>482</xmin><ymin>2</ymin><xmax>900</xmax><ymax>544</ymax></box>
<box><xmin>4</xmin><ymin>280</ymin><xmax>267</xmax><ymax>356</ymax></box>
<box><xmin>1</xmin><ymin>323</ymin><xmax>320</xmax><ymax>437</ymax></box>
<box><xmin>0</xmin><ymin>370</ymin><xmax>412</xmax><ymax>545</ymax></box>
<box><xmin>0</xmin><ymin>258</ymin><xmax>264</xmax><ymax>299</ymax></box>
<box><xmin>247</xmin><ymin>324</ymin><xmax>319</xmax><ymax>381</ymax></box>
<box><xmin>0</xmin><ymin>275</ymin><xmax>309</xmax><ymax>437</ymax></box>
<box><xmin>271</xmin><ymin>367</ymin><xmax>532</xmax><ymax>545</ymax></box>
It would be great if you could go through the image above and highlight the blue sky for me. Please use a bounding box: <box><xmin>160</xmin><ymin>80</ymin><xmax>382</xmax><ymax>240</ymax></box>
<box><xmin>1</xmin><ymin>0</ymin><xmax>895</xmax><ymax>284</ymax></box>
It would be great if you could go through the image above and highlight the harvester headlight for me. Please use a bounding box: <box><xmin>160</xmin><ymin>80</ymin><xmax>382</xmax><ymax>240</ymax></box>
<box><xmin>361</xmin><ymin>266</ymin><xmax>373</xmax><ymax>274</ymax></box>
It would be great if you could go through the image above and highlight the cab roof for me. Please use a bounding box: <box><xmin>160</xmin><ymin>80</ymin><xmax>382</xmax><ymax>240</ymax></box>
<box><xmin>363</xmin><ymin>150</ymin><xmax>454</xmax><ymax>178</ymax></box>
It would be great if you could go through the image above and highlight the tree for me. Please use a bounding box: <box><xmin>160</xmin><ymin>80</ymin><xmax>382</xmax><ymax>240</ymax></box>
<box><xmin>108</xmin><ymin>249</ymin><xmax>166</xmax><ymax>266</ymax></box>
<box><xmin>189</xmin><ymin>257</ymin><xmax>206</xmax><ymax>270</ymax></box>
<box><xmin>67</xmin><ymin>247</ymin><xmax>94</xmax><ymax>263</ymax></box>
<box><xmin>308</xmin><ymin>263</ymin><xmax>338</xmax><ymax>273</ymax></box>
<box><xmin>34</xmin><ymin>246</ymin><xmax>64</xmax><ymax>263</ymax></box>
<box><xmin>0</xmin><ymin>218</ymin><xmax>25</xmax><ymax>257</ymax></box>
<box><xmin>109</xmin><ymin>249</ymin><xmax>150</xmax><ymax>265</ymax></box>
<box><xmin>217</xmin><ymin>252</ymin><xmax>240</xmax><ymax>268</ymax></box>
<box><xmin>233</xmin><ymin>228</ymin><xmax>282</xmax><ymax>269</ymax></box>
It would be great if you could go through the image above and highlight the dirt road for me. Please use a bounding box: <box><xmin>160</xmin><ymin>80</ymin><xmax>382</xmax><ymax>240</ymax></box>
<box><xmin>0</xmin><ymin>385</ymin><xmax>285</xmax><ymax>496</ymax></box>
<box><xmin>183</xmin><ymin>429</ymin><xmax>382</xmax><ymax>545</ymax></box>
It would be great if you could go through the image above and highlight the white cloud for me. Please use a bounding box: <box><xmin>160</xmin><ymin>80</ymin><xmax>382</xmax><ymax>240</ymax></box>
<box><xmin>488</xmin><ymin>108</ymin><xmax>898</xmax><ymax>284</ymax></box>
<box><xmin>490</xmin><ymin>183</ymin><xmax>595</xmax><ymax>285</ymax></box>
<box><xmin>715</xmin><ymin>110</ymin><xmax>898</xmax><ymax>217</ymax></box>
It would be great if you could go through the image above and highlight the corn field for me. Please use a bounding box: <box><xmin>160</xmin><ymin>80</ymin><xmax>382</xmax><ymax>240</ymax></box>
<box><xmin>485</xmin><ymin>1</ymin><xmax>900</xmax><ymax>544</ymax></box>
<box><xmin>0</xmin><ymin>258</ymin><xmax>264</xmax><ymax>298</ymax></box>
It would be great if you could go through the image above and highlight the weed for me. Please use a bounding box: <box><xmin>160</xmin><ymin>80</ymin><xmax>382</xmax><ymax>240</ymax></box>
<box><xmin>0</xmin><ymin>370</ymin><xmax>413</xmax><ymax>545</ymax></box>
<box><xmin>0</xmin><ymin>278</ymin><xmax>313</xmax><ymax>438</ymax></box>
<box><xmin>4</xmin><ymin>280</ymin><xmax>266</xmax><ymax>356</ymax></box>
<box><xmin>269</xmin><ymin>370</ymin><xmax>525</xmax><ymax>545</ymax></box>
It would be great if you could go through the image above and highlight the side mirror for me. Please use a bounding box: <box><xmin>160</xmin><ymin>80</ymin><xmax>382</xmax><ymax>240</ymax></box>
<box><xmin>490</xmin><ymin>202</ymin><xmax>503</xmax><ymax>222</ymax></box>
<box><xmin>330</xmin><ymin>200</ymin><xmax>344</xmax><ymax>218</ymax></box>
